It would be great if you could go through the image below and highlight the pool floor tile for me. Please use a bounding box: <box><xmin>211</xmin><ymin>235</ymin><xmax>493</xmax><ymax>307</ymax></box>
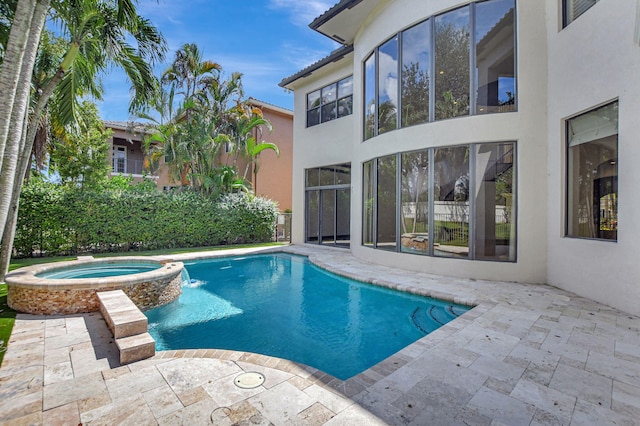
<box><xmin>2</xmin><ymin>245</ymin><xmax>640</xmax><ymax>425</ymax></box>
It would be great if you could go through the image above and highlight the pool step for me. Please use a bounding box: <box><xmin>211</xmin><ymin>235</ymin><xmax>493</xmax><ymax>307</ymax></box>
<box><xmin>97</xmin><ymin>290</ymin><xmax>155</xmax><ymax>364</ymax></box>
<box><xmin>116</xmin><ymin>332</ymin><xmax>156</xmax><ymax>365</ymax></box>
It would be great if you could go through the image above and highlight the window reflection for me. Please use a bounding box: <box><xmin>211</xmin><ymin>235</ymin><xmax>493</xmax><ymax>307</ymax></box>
<box><xmin>401</xmin><ymin>150</ymin><xmax>429</xmax><ymax>254</ymax></box>
<box><xmin>476</xmin><ymin>0</ymin><xmax>516</xmax><ymax>114</ymax></box>
<box><xmin>364</xmin><ymin>55</ymin><xmax>376</xmax><ymax>139</ymax></box>
<box><xmin>377</xmin><ymin>155</ymin><xmax>397</xmax><ymax>250</ymax></box>
<box><xmin>435</xmin><ymin>6</ymin><xmax>470</xmax><ymax>120</ymax></box>
<box><xmin>433</xmin><ymin>146</ymin><xmax>469</xmax><ymax>257</ymax></box>
<box><xmin>306</xmin><ymin>76</ymin><xmax>353</xmax><ymax>127</ymax></box>
<box><xmin>474</xmin><ymin>142</ymin><xmax>516</xmax><ymax>260</ymax></box>
<box><xmin>305</xmin><ymin>163</ymin><xmax>352</xmax><ymax>247</ymax></box>
<box><xmin>378</xmin><ymin>37</ymin><xmax>399</xmax><ymax>133</ymax></box>
<box><xmin>363</xmin><ymin>160</ymin><xmax>375</xmax><ymax>246</ymax></box>
<box><xmin>362</xmin><ymin>142</ymin><xmax>516</xmax><ymax>262</ymax></box>
<box><xmin>401</xmin><ymin>20</ymin><xmax>430</xmax><ymax>127</ymax></box>
<box><xmin>307</xmin><ymin>190</ymin><xmax>319</xmax><ymax>242</ymax></box>
<box><xmin>567</xmin><ymin>102</ymin><xmax>618</xmax><ymax>240</ymax></box>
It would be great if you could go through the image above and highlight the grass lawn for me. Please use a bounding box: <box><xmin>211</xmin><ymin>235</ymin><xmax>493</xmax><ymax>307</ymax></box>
<box><xmin>0</xmin><ymin>283</ymin><xmax>16</xmax><ymax>367</ymax></box>
<box><xmin>0</xmin><ymin>241</ymin><xmax>285</xmax><ymax>367</ymax></box>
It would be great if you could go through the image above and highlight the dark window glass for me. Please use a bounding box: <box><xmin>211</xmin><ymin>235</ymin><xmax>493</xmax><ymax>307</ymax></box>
<box><xmin>363</xmin><ymin>160</ymin><xmax>375</xmax><ymax>246</ymax></box>
<box><xmin>401</xmin><ymin>150</ymin><xmax>429</xmax><ymax>255</ymax></box>
<box><xmin>401</xmin><ymin>20</ymin><xmax>430</xmax><ymax>127</ymax></box>
<box><xmin>564</xmin><ymin>0</ymin><xmax>598</xmax><ymax>27</ymax></box>
<box><xmin>377</xmin><ymin>155</ymin><xmax>397</xmax><ymax>250</ymax></box>
<box><xmin>307</xmin><ymin>108</ymin><xmax>320</xmax><ymax>127</ymax></box>
<box><xmin>307</xmin><ymin>90</ymin><xmax>321</xmax><ymax>109</ymax></box>
<box><xmin>335</xmin><ymin>163</ymin><xmax>351</xmax><ymax>185</ymax></box>
<box><xmin>306</xmin><ymin>78</ymin><xmax>352</xmax><ymax>127</ymax></box>
<box><xmin>433</xmin><ymin>146</ymin><xmax>469</xmax><ymax>257</ymax></box>
<box><xmin>306</xmin><ymin>190</ymin><xmax>319</xmax><ymax>242</ymax></box>
<box><xmin>306</xmin><ymin>168</ymin><xmax>319</xmax><ymax>187</ymax></box>
<box><xmin>364</xmin><ymin>54</ymin><xmax>376</xmax><ymax>140</ymax></box>
<box><xmin>567</xmin><ymin>102</ymin><xmax>618</xmax><ymax>240</ymax></box>
<box><xmin>338</xmin><ymin>97</ymin><xmax>353</xmax><ymax>118</ymax></box>
<box><xmin>319</xmin><ymin>166</ymin><xmax>335</xmax><ymax>186</ymax></box>
<box><xmin>338</xmin><ymin>76</ymin><xmax>353</xmax><ymax>97</ymax></box>
<box><xmin>476</xmin><ymin>0</ymin><xmax>516</xmax><ymax>114</ymax></box>
<box><xmin>322</xmin><ymin>190</ymin><xmax>336</xmax><ymax>244</ymax></box>
<box><xmin>434</xmin><ymin>6</ymin><xmax>470</xmax><ymax>120</ymax></box>
<box><xmin>474</xmin><ymin>142</ymin><xmax>516</xmax><ymax>261</ymax></box>
<box><xmin>336</xmin><ymin>188</ymin><xmax>351</xmax><ymax>247</ymax></box>
<box><xmin>321</xmin><ymin>103</ymin><xmax>337</xmax><ymax>123</ymax></box>
<box><xmin>378</xmin><ymin>36</ymin><xmax>399</xmax><ymax>134</ymax></box>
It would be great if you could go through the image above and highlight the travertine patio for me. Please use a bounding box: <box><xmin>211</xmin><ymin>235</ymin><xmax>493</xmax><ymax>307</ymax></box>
<box><xmin>1</xmin><ymin>245</ymin><xmax>639</xmax><ymax>425</ymax></box>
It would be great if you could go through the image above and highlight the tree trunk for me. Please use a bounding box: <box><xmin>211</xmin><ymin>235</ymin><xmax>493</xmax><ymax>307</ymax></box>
<box><xmin>0</xmin><ymin>0</ymin><xmax>36</xmax><ymax>170</ymax></box>
<box><xmin>0</xmin><ymin>0</ymin><xmax>50</xmax><ymax>272</ymax></box>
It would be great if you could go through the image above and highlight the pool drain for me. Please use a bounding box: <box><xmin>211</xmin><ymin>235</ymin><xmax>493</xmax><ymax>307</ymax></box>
<box><xmin>234</xmin><ymin>372</ymin><xmax>265</xmax><ymax>389</ymax></box>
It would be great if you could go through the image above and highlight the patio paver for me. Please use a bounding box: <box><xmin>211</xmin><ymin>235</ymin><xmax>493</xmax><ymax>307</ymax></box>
<box><xmin>1</xmin><ymin>245</ymin><xmax>639</xmax><ymax>425</ymax></box>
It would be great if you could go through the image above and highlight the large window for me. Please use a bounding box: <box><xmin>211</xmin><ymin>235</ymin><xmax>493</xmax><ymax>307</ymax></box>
<box><xmin>401</xmin><ymin>20</ymin><xmax>431</xmax><ymax>127</ymax></box>
<box><xmin>475</xmin><ymin>0</ymin><xmax>516</xmax><ymax>114</ymax></box>
<box><xmin>401</xmin><ymin>150</ymin><xmax>429</xmax><ymax>254</ymax></box>
<box><xmin>306</xmin><ymin>76</ymin><xmax>353</xmax><ymax>127</ymax></box>
<box><xmin>306</xmin><ymin>163</ymin><xmax>351</xmax><ymax>247</ymax></box>
<box><xmin>566</xmin><ymin>101</ymin><xmax>618</xmax><ymax>241</ymax></box>
<box><xmin>363</xmin><ymin>142</ymin><xmax>516</xmax><ymax>262</ymax></box>
<box><xmin>434</xmin><ymin>146</ymin><xmax>470</xmax><ymax>257</ymax></box>
<box><xmin>364</xmin><ymin>0</ymin><xmax>516</xmax><ymax>139</ymax></box>
<box><xmin>434</xmin><ymin>6</ymin><xmax>470</xmax><ymax>120</ymax></box>
<box><xmin>563</xmin><ymin>0</ymin><xmax>599</xmax><ymax>27</ymax></box>
<box><xmin>378</xmin><ymin>37</ymin><xmax>399</xmax><ymax>134</ymax></box>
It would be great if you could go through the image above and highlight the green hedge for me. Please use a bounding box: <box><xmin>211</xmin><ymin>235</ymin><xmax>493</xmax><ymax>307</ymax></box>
<box><xmin>12</xmin><ymin>181</ymin><xmax>278</xmax><ymax>257</ymax></box>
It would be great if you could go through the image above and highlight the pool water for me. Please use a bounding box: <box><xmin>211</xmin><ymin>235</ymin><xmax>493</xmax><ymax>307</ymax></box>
<box><xmin>37</xmin><ymin>263</ymin><xmax>159</xmax><ymax>279</ymax></box>
<box><xmin>146</xmin><ymin>254</ymin><xmax>470</xmax><ymax>380</ymax></box>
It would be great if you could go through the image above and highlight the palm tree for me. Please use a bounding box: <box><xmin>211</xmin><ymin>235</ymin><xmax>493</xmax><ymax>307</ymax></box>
<box><xmin>161</xmin><ymin>43</ymin><xmax>221</xmax><ymax>103</ymax></box>
<box><xmin>0</xmin><ymin>0</ymin><xmax>167</xmax><ymax>279</ymax></box>
<box><xmin>0</xmin><ymin>0</ymin><xmax>49</xmax><ymax>251</ymax></box>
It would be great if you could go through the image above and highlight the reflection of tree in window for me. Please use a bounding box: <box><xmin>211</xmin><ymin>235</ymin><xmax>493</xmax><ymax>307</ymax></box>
<box><xmin>377</xmin><ymin>155</ymin><xmax>397</xmax><ymax>250</ymax></box>
<box><xmin>401</xmin><ymin>151</ymin><xmax>429</xmax><ymax>254</ymax></box>
<box><xmin>364</xmin><ymin>55</ymin><xmax>376</xmax><ymax>139</ymax></box>
<box><xmin>402</xmin><ymin>63</ymin><xmax>429</xmax><ymax>127</ymax></box>
<box><xmin>378</xmin><ymin>37</ymin><xmax>398</xmax><ymax>134</ymax></box>
<box><xmin>402</xmin><ymin>20</ymin><xmax>430</xmax><ymax>127</ymax></box>
<box><xmin>435</xmin><ymin>7</ymin><xmax>470</xmax><ymax>120</ymax></box>
<box><xmin>433</xmin><ymin>146</ymin><xmax>469</xmax><ymax>256</ymax></box>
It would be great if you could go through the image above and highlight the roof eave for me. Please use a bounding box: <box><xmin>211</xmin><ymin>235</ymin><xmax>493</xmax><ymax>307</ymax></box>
<box><xmin>279</xmin><ymin>44</ymin><xmax>354</xmax><ymax>89</ymax></box>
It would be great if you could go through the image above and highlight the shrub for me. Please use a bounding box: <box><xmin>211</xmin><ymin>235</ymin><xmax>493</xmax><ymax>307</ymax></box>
<box><xmin>11</xmin><ymin>182</ymin><xmax>278</xmax><ymax>257</ymax></box>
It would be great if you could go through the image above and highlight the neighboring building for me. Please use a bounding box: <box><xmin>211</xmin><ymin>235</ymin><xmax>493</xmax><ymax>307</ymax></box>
<box><xmin>280</xmin><ymin>0</ymin><xmax>640</xmax><ymax>315</ymax></box>
<box><xmin>103</xmin><ymin>99</ymin><xmax>293</xmax><ymax>211</ymax></box>
<box><xmin>218</xmin><ymin>98</ymin><xmax>294</xmax><ymax>211</ymax></box>
<box><xmin>103</xmin><ymin>120</ymin><xmax>164</xmax><ymax>186</ymax></box>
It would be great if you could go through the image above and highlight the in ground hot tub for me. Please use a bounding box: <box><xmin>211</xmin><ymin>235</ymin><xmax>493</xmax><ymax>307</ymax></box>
<box><xmin>5</xmin><ymin>256</ymin><xmax>184</xmax><ymax>315</ymax></box>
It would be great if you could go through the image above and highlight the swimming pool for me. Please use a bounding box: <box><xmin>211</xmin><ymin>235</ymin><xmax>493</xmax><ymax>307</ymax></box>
<box><xmin>145</xmin><ymin>253</ymin><xmax>470</xmax><ymax>380</ymax></box>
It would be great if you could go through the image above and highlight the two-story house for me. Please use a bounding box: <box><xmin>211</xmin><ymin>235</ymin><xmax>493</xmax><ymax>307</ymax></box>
<box><xmin>280</xmin><ymin>0</ymin><xmax>640</xmax><ymax>316</ymax></box>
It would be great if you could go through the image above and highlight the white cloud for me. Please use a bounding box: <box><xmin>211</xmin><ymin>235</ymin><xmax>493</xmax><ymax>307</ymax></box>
<box><xmin>268</xmin><ymin>0</ymin><xmax>336</xmax><ymax>27</ymax></box>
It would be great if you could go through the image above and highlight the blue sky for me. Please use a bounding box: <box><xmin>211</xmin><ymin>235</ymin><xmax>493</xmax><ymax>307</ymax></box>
<box><xmin>98</xmin><ymin>0</ymin><xmax>339</xmax><ymax>121</ymax></box>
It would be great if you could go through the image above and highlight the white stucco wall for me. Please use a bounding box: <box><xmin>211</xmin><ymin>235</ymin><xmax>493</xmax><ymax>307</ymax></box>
<box><xmin>546</xmin><ymin>0</ymin><xmax>640</xmax><ymax>315</ymax></box>
<box><xmin>290</xmin><ymin>59</ymin><xmax>355</xmax><ymax>245</ymax></box>
<box><xmin>288</xmin><ymin>0</ymin><xmax>640</xmax><ymax>315</ymax></box>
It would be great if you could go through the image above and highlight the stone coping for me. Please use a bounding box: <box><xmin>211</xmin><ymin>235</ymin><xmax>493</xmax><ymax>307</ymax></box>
<box><xmin>4</xmin><ymin>256</ymin><xmax>183</xmax><ymax>290</ymax></box>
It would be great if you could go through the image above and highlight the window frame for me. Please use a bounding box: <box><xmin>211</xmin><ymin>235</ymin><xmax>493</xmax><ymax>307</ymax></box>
<box><xmin>564</xmin><ymin>100</ymin><xmax>618</xmax><ymax>241</ymax></box>
<box><xmin>362</xmin><ymin>141</ymin><xmax>517</xmax><ymax>262</ymax></box>
<box><xmin>363</xmin><ymin>0</ymin><xmax>517</xmax><ymax>141</ymax></box>
<box><xmin>563</xmin><ymin>0</ymin><xmax>599</xmax><ymax>28</ymax></box>
<box><xmin>306</xmin><ymin>76</ymin><xmax>354</xmax><ymax>128</ymax></box>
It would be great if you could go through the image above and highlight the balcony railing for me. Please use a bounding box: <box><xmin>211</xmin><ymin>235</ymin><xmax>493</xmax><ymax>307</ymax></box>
<box><xmin>111</xmin><ymin>159</ymin><xmax>158</xmax><ymax>176</ymax></box>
